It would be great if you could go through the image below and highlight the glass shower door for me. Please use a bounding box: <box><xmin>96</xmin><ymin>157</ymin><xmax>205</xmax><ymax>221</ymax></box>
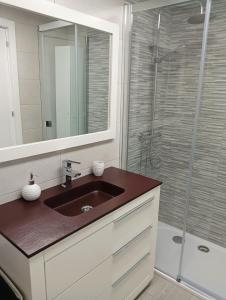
<box><xmin>181</xmin><ymin>0</ymin><xmax>226</xmax><ymax>298</ymax></box>
<box><xmin>125</xmin><ymin>0</ymin><xmax>226</xmax><ymax>297</ymax></box>
<box><xmin>153</xmin><ymin>0</ymin><xmax>207</xmax><ymax>280</ymax></box>
<box><xmin>126</xmin><ymin>0</ymin><xmax>207</xmax><ymax>280</ymax></box>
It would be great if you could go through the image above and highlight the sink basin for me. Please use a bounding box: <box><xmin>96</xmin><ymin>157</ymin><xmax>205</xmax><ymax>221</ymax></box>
<box><xmin>44</xmin><ymin>181</ymin><xmax>124</xmax><ymax>217</ymax></box>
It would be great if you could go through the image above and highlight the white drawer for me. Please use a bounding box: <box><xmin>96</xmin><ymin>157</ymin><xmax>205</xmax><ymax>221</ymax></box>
<box><xmin>112</xmin><ymin>254</ymin><xmax>152</xmax><ymax>300</ymax></box>
<box><xmin>113</xmin><ymin>196</ymin><xmax>154</xmax><ymax>253</ymax></box>
<box><xmin>112</xmin><ymin>226</ymin><xmax>152</xmax><ymax>284</ymax></box>
<box><xmin>55</xmin><ymin>258</ymin><xmax>111</xmax><ymax>300</ymax></box>
<box><xmin>95</xmin><ymin>286</ymin><xmax>112</xmax><ymax>300</ymax></box>
<box><xmin>45</xmin><ymin>224</ymin><xmax>112</xmax><ymax>299</ymax></box>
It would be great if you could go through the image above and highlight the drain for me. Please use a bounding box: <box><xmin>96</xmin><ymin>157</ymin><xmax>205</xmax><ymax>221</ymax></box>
<box><xmin>172</xmin><ymin>236</ymin><xmax>183</xmax><ymax>244</ymax></box>
<box><xmin>198</xmin><ymin>245</ymin><xmax>210</xmax><ymax>253</ymax></box>
<box><xmin>81</xmin><ymin>205</ymin><xmax>93</xmax><ymax>213</ymax></box>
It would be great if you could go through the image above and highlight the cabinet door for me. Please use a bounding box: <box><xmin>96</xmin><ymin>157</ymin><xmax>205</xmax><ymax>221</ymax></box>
<box><xmin>112</xmin><ymin>227</ymin><xmax>152</xmax><ymax>283</ymax></box>
<box><xmin>112</xmin><ymin>254</ymin><xmax>152</xmax><ymax>300</ymax></box>
<box><xmin>113</xmin><ymin>194</ymin><xmax>154</xmax><ymax>253</ymax></box>
<box><xmin>45</xmin><ymin>224</ymin><xmax>112</xmax><ymax>299</ymax></box>
<box><xmin>55</xmin><ymin>258</ymin><xmax>112</xmax><ymax>300</ymax></box>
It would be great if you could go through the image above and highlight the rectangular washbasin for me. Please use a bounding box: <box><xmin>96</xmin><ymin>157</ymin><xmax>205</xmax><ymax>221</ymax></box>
<box><xmin>44</xmin><ymin>181</ymin><xmax>124</xmax><ymax>217</ymax></box>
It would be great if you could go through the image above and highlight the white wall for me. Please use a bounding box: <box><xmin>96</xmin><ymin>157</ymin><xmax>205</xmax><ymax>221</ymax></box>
<box><xmin>48</xmin><ymin>0</ymin><xmax>124</xmax><ymax>23</ymax></box>
<box><xmin>0</xmin><ymin>0</ymin><xmax>123</xmax><ymax>205</ymax></box>
<box><xmin>0</xmin><ymin>5</ymin><xmax>52</xmax><ymax>144</ymax></box>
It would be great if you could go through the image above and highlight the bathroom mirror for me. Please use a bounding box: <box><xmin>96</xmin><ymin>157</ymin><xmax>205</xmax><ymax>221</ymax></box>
<box><xmin>0</xmin><ymin>0</ymin><xmax>118</xmax><ymax>162</ymax></box>
<box><xmin>0</xmin><ymin>3</ymin><xmax>111</xmax><ymax>147</ymax></box>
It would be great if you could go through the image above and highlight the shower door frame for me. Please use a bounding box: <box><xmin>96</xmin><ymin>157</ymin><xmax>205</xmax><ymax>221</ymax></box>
<box><xmin>121</xmin><ymin>0</ymin><xmax>212</xmax><ymax>294</ymax></box>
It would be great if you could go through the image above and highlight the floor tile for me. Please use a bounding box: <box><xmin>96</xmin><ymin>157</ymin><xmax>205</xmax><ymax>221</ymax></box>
<box><xmin>145</xmin><ymin>274</ymin><xmax>172</xmax><ymax>297</ymax></box>
<box><xmin>137</xmin><ymin>273</ymin><xmax>203</xmax><ymax>300</ymax></box>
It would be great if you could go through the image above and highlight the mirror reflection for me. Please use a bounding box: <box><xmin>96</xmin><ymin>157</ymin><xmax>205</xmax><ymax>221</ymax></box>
<box><xmin>0</xmin><ymin>4</ymin><xmax>111</xmax><ymax>148</ymax></box>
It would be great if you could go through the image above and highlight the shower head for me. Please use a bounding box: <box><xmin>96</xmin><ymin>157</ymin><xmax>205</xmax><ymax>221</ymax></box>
<box><xmin>187</xmin><ymin>13</ymin><xmax>206</xmax><ymax>24</ymax></box>
<box><xmin>187</xmin><ymin>0</ymin><xmax>214</xmax><ymax>24</ymax></box>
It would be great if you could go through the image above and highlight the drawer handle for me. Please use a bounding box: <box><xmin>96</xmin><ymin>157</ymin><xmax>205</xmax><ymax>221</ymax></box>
<box><xmin>113</xmin><ymin>225</ymin><xmax>152</xmax><ymax>256</ymax></box>
<box><xmin>114</xmin><ymin>196</ymin><xmax>154</xmax><ymax>223</ymax></box>
<box><xmin>112</xmin><ymin>253</ymin><xmax>150</xmax><ymax>287</ymax></box>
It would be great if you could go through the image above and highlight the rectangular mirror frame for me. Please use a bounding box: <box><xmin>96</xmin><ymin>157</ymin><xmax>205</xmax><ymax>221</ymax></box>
<box><xmin>0</xmin><ymin>0</ymin><xmax>119</xmax><ymax>163</ymax></box>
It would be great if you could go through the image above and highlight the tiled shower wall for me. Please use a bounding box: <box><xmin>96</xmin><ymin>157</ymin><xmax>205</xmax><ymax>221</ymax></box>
<box><xmin>127</xmin><ymin>0</ymin><xmax>226</xmax><ymax>248</ymax></box>
<box><xmin>87</xmin><ymin>29</ymin><xmax>110</xmax><ymax>133</ymax></box>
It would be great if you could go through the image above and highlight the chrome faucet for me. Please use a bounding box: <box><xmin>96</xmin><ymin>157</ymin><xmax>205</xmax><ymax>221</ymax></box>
<box><xmin>62</xmin><ymin>160</ymin><xmax>81</xmax><ymax>188</ymax></box>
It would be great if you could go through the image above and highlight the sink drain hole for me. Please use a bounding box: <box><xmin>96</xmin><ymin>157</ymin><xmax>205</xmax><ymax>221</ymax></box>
<box><xmin>81</xmin><ymin>205</ymin><xmax>93</xmax><ymax>213</ymax></box>
<box><xmin>198</xmin><ymin>245</ymin><xmax>209</xmax><ymax>253</ymax></box>
<box><xmin>172</xmin><ymin>236</ymin><xmax>183</xmax><ymax>244</ymax></box>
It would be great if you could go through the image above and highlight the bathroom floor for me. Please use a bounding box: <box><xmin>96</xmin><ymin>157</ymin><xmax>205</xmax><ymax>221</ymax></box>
<box><xmin>137</xmin><ymin>272</ymin><xmax>204</xmax><ymax>300</ymax></box>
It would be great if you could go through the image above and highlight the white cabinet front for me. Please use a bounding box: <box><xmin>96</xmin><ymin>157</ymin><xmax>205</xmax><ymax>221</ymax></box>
<box><xmin>45</xmin><ymin>224</ymin><xmax>112</xmax><ymax>299</ymax></box>
<box><xmin>55</xmin><ymin>258</ymin><xmax>112</xmax><ymax>300</ymax></box>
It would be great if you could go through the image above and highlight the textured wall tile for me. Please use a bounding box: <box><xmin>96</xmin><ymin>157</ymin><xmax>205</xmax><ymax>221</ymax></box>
<box><xmin>87</xmin><ymin>29</ymin><xmax>110</xmax><ymax>133</ymax></box>
<box><xmin>127</xmin><ymin>0</ymin><xmax>226</xmax><ymax>247</ymax></box>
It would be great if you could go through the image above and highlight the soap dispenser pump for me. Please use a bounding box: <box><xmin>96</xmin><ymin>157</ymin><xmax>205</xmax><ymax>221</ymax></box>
<box><xmin>22</xmin><ymin>173</ymin><xmax>41</xmax><ymax>201</ymax></box>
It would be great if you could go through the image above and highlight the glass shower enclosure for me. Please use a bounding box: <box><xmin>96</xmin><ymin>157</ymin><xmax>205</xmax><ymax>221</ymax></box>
<box><xmin>122</xmin><ymin>0</ymin><xmax>226</xmax><ymax>299</ymax></box>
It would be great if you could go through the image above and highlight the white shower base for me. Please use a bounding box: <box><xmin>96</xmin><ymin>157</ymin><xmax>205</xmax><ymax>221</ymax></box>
<box><xmin>155</xmin><ymin>222</ymin><xmax>226</xmax><ymax>300</ymax></box>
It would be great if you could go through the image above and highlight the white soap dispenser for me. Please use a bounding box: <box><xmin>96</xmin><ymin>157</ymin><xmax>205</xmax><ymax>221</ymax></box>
<box><xmin>22</xmin><ymin>173</ymin><xmax>41</xmax><ymax>201</ymax></box>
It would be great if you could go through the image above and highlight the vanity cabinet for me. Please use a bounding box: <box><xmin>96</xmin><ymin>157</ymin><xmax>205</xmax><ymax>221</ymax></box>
<box><xmin>0</xmin><ymin>186</ymin><xmax>160</xmax><ymax>300</ymax></box>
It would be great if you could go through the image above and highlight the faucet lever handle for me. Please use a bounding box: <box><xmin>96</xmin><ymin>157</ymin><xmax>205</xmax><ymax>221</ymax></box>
<box><xmin>63</xmin><ymin>160</ymin><xmax>81</xmax><ymax>167</ymax></box>
<box><xmin>68</xmin><ymin>160</ymin><xmax>80</xmax><ymax>165</ymax></box>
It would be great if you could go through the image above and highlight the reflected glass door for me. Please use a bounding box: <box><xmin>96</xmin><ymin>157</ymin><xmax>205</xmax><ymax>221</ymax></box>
<box><xmin>39</xmin><ymin>24</ymin><xmax>76</xmax><ymax>140</ymax></box>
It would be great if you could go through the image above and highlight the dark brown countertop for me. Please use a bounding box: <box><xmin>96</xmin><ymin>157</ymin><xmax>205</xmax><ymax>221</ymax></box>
<box><xmin>0</xmin><ymin>167</ymin><xmax>161</xmax><ymax>258</ymax></box>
